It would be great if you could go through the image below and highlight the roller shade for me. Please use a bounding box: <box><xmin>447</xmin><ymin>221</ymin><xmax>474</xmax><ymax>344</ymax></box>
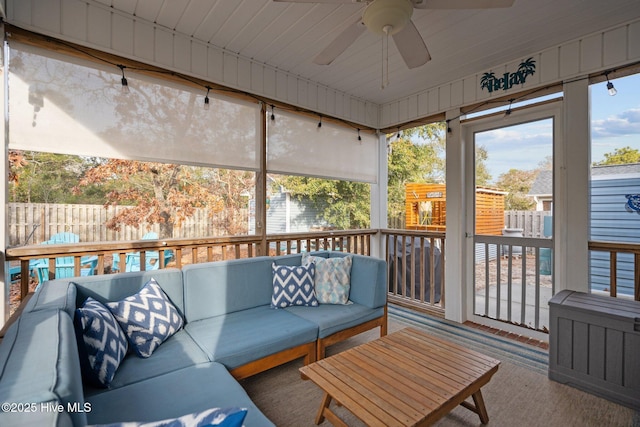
<box><xmin>8</xmin><ymin>42</ymin><xmax>260</xmax><ymax>171</ymax></box>
<box><xmin>267</xmin><ymin>110</ymin><xmax>378</xmax><ymax>183</ymax></box>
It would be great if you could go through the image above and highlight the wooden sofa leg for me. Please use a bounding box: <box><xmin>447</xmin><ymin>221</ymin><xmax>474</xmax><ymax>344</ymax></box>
<box><xmin>316</xmin><ymin>341</ymin><xmax>326</xmax><ymax>361</ymax></box>
<box><xmin>381</xmin><ymin>304</ymin><xmax>388</xmax><ymax>336</ymax></box>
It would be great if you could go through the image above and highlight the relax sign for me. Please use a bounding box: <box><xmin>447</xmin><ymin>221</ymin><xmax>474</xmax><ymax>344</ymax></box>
<box><xmin>481</xmin><ymin>58</ymin><xmax>536</xmax><ymax>93</ymax></box>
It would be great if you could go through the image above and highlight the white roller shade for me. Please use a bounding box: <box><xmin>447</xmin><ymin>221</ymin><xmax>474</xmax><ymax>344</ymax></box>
<box><xmin>267</xmin><ymin>110</ymin><xmax>378</xmax><ymax>183</ymax></box>
<box><xmin>8</xmin><ymin>43</ymin><xmax>260</xmax><ymax>170</ymax></box>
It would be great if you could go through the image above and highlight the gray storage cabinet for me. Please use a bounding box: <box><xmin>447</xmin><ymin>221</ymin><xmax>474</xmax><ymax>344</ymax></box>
<box><xmin>548</xmin><ymin>290</ymin><xmax>640</xmax><ymax>410</ymax></box>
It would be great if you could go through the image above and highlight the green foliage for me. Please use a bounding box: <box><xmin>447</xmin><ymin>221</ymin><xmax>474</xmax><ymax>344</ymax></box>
<box><xmin>495</xmin><ymin>168</ymin><xmax>537</xmax><ymax>210</ymax></box>
<box><xmin>387</xmin><ymin>126</ymin><xmax>445</xmax><ymax>224</ymax></box>
<box><xmin>475</xmin><ymin>145</ymin><xmax>492</xmax><ymax>186</ymax></box>
<box><xmin>278</xmin><ymin>176</ymin><xmax>370</xmax><ymax>229</ymax></box>
<box><xmin>9</xmin><ymin>151</ymin><xmax>106</xmax><ymax>204</ymax></box>
<box><xmin>594</xmin><ymin>146</ymin><xmax>640</xmax><ymax>166</ymax></box>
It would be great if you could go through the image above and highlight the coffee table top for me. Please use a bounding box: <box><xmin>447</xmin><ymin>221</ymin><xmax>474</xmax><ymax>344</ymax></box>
<box><xmin>300</xmin><ymin>327</ymin><xmax>500</xmax><ymax>426</ymax></box>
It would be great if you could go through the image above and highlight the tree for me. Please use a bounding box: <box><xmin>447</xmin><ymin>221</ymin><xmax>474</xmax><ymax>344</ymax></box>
<box><xmin>475</xmin><ymin>145</ymin><xmax>492</xmax><ymax>186</ymax></box>
<box><xmin>495</xmin><ymin>168</ymin><xmax>537</xmax><ymax>210</ymax></box>
<box><xmin>9</xmin><ymin>151</ymin><xmax>106</xmax><ymax>204</ymax></box>
<box><xmin>75</xmin><ymin>160</ymin><xmax>225</xmax><ymax>238</ymax></box>
<box><xmin>275</xmin><ymin>176</ymin><xmax>370</xmax><ymax>230</ymax></box>
<box><xmin>594</xmin><ymin>146</ymin><xmax>640</xmax><ymax>166</ymax></box>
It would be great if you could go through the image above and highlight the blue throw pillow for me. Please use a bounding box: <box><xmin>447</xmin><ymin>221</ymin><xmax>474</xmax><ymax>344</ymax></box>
<box><xmin>271</xmin><ymin>262</ymin><xmax>318</xmax><ymax>308</ymax></box>
<box><xmin>106</xmin><ymin>278</ymin><xmax>184</xmax><ymax>358</ymax></box>
<box><xmin>74</xmin><ymin>297</ymin><xmax>128</xmax><ymax>387</ymax></box>
<box><xmin>95</xmin><ymin>407</ymin><xmax>248</xmax><ymax>427</ymax></box>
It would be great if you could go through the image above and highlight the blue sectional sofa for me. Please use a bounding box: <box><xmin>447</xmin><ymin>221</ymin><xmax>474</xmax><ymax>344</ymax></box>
<box><xmin>0</xmin><ymin>251</ymin><xmax>387</xmax><ymax>426</ymax></box>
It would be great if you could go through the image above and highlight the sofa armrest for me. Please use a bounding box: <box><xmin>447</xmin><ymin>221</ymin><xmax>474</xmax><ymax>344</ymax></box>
<box><xmin>0</xmin><ymin>309</ymin><xmax>87</xmax><ymax>427</ymax></box>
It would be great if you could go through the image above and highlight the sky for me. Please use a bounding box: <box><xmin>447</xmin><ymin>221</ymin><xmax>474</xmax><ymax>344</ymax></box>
<box><xmin>474</xmin><ymin>73</ymin><xmax>640</xmax><ymax>183</ymax></box>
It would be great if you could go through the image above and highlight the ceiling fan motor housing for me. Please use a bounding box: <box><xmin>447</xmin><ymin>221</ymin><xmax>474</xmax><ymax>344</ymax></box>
<box><xmin>363</xmin><ymin>0</ymin><xmax>414</xmax><ymax>35</ymax></box>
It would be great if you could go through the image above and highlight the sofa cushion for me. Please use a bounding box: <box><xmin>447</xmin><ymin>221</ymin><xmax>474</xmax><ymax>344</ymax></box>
<box><xmin>71</xmin><ymin>269</ymin><xmax>185</xmax><ymax>317</ymax></box>
<box><xmin>329</xmin><ymin>252</ymin><xmax>388</xmax><ymax>309</ymax></box>
<box><xmin>286</xmin><ymin>303</ymin><xmax>385</xmax><ymax>338</ymax></box>
<box><xmin>0</xmin><ymin>309</ymin><xmax>87</xmax><ymax>426</ymax></box>
<box><xmin>94</xmin><ymin>406</ymin><xmax>247</xmax><ymax>427</ymax></box>
<box><xmin>106</xmin><ymin>279</ymin><xmax>184</xmax><ymax>358</ymax></box>
<box><xmin>182</xmin><ymin>257</ymin><xmax>274</xmax><ymax>322</ymax></box>
<box><xmin>86</xmin><ymin>362</ymin><xmax>274</xmax><ymax>426</ymax></box>
<box><xmin>184</xmin><ymin>305</ymin><xmax>318</xmax><ymax>369</ymax></box>
<box><xmin>271</xmin><ymin>262</ymin><xmax>318</xmax><ymax>308</ymax></box>
<box><xmin>302</xmin><ymin>253</ymin><xmax>353</xmax><ymax>304</ymax></box>
<box><xmin>75</xmin><ymin>297</ymin><xmax>129</xmax><ymax>387</ymax></box>
<box><xmin>84</xmin><ymin>330</ymin><xmax>210</xmax><ymax>397</ymax></box>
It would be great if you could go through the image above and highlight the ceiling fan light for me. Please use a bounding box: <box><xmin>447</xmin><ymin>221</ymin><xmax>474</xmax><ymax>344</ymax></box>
<box><xmin>363</xmin><ymin>0</ymin><xmax>413</xmax><ymax>35</ymax></box>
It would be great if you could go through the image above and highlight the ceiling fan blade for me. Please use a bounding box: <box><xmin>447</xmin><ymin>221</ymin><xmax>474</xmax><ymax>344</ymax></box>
<box><xmin>392</xmin><ymin>20</ymin><xmax>431</xmax><ymax>69</ymax></box>
<box><xmin>313</xmin><ymin>19</ymin><xmax>366</xmax><ymax>65</ymax></box>
<box><xmin>413</xmin><ymin>0</ymin><xmax>514</xmax><ymax>9</ymax></box>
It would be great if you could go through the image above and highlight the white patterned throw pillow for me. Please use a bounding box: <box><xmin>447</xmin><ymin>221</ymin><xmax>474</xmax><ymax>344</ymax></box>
<box><xmin>107</xmin><ymin>278</ymin><xmax>183</xmax><ymax>358</ymax></box>
<box><xmin>302</xmin><ymin>253</ymin><xmax>353</xmax><ymax>305</ymax></box>
<box><xmin>271</xmin><ymin>262</ymin><xmax>318</xmax><ymax>308</ymax></box>
<box><xmin>75</xmin><ymin>297</ymin><xmax>128</xmax><ymax>387</ymax></box>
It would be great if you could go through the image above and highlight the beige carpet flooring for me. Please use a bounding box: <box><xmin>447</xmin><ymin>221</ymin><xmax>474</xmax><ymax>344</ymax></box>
<box><xmin>240</xmin><ymin>318</ymin><xmax>638</xmax><ymax>427</ymax></box>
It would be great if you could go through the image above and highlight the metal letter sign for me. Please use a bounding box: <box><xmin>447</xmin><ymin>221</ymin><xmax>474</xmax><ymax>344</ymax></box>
<box><xmin>481</xmin><ymin>58</ymin><xmax>536</xmax><ymax>93</ymax></box>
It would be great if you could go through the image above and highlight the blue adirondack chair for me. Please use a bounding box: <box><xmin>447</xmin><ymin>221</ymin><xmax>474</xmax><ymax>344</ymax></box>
<box><xmin>32</xmin><ymin>232</ymin><xmax>97</xmax><ymax>286</ymax></box>
<box><xmin>112</xmin><ymin>232</ymin><xmax>174</xmax><ymax>272</ymax></box>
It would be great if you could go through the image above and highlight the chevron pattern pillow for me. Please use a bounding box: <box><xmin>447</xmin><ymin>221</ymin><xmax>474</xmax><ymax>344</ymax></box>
<box><xmin>302</xmin><ymin>253</ymin><xmax>353</xmax><ymax>304</ymax></box>
<box><xmin>107</xmin><ymin>278</ymin><xmax>183</xmax><ymax>358</ymax></box>
<box><xmin>75</xmin><ymin>297</ymin><xmax>128</xmax><ymax>387</ymax></box>
<box><xmin>95</xmin><ymin>406</ymin><xmax>248</xmax><ymax>427</ymax></box>
<box><xmin>271</xmin><ymin>262</ymin><xmax>318</xmax><ymax>308</ymax></box>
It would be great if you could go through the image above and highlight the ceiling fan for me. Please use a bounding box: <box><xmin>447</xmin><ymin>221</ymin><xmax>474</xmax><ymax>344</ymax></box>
<box><xmin>274</xmin><ymin>0</ymin><xmax>515</xmax><ymax>70</ymax></box>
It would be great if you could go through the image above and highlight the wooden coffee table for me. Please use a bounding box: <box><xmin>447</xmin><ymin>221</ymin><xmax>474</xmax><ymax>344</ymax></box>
<box><xmin>299</xmin><ymin>327</ymin><xmax>500</xmax><ymax>426</ymax></box>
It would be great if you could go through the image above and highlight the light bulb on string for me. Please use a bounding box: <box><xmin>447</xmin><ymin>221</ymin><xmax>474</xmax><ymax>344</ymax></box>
<box><xmin>605</xmin><ymin>73</ymin><xmax>617</xmax><ymax>96</ymax></box>
<box><xmin>118</xmin><ymin>65</ymin><xmax>130</xmax><ymax>94</ymax></box>
<box><xmin>204</xmin><ymin>86</ymin><xmax>211</xmax><ymax>110</ymax></box>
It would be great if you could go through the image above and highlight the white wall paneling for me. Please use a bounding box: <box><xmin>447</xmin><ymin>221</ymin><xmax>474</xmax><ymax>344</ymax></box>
<box><xmin>380</xmin><ymin>17</ymin><xmax>640</xmax><ymax>129</ymax></box>
<box><xmin>5</xmin><ymin>0</ymin><xmax>379</xmax><ymax>128</ymax></box>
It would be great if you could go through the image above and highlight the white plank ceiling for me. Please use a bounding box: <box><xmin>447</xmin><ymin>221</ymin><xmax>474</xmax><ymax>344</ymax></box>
<box><xmin>81</xmin><ymin>0</ymin><xmax>640</xmax><ymax>105</ymax></box>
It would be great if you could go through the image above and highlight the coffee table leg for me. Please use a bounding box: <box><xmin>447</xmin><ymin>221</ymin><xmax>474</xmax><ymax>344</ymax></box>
<box><xmin>471</xmin><ymin>389</ymin><xmax>490</xmax><ymax>424</ymax></box>
<box><xmin>315</xmin><ymin>392</ymin><xmax>332</xmax><ymax>425</ymax></box>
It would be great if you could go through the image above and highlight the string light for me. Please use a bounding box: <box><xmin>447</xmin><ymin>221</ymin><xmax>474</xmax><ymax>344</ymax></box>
<box><xmin>204</xmin><ymin>86</ymin><xmax>211</xmax><ymax>110</ymax></box>
<box><xmin>318</xmin><ymin>116</ymin><xmax>322</xmax><ymax>128</ymax></box>
<box><xmin>117</xmin><ymin>65</ymin><xmax>129</xmax><ymax>94</ymax></box>
<box><xmin>503</xmin><ymin>99</ymin><xmax>515</xmax><ymax>119</ymax></box>
<box><xmin>605</xmin><ymin>72</ymin><xmax>617</xmax><ymax>96</ymax></box>
<box><xmin>270</xmin><ymin>105</ymin><xmax>275</xmax><ymax>121</ymax></box>
<box><xmin>357</xmin><ymin>128</ymin><xmax>362</xmax><ymax>142</ymax></box>
<box><xmin>397</xmin><ymin>127</ymin><xmax>401</xmax><ymax>139</ymax></box>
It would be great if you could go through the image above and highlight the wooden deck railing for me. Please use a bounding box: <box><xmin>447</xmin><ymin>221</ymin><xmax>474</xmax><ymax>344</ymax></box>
<box><xmin>5</xmin><ymin>229</ymin><xmax>377</xmax><ymax>304</ymax></box>
<box><xmin>382</xmin><ymin>229</ymin><xmax>446</xmax><ymax>315</ymax></box>
<box><xmin>588</xmin><ymin>240</ymin><xmax>640</xmax><ymax>301</ymax></box>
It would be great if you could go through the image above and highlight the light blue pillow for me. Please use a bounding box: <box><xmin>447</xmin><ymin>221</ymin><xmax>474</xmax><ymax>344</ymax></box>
<box><xmin>95</xmin><ymin>407</ymin><xmax>248</xmax><ymax>427</ymax></box>
<box><xmin>302</xmin><ymin>253</ymin><xmax>353</xmax><ymax>305</ymax></box>
<box><xmin>74</xmin><ymin>297</ymin><xmax>128</xmax><ymax>387</ymax></box>
<box><xmin>271</xmin><ymin>262</ymin><xmax>318</xmax><ymax>308</ymax></box>
<box><xmin>106</xmin><ymin>278</ymin><xmax>183</xmax><ymax>358</ymax></box>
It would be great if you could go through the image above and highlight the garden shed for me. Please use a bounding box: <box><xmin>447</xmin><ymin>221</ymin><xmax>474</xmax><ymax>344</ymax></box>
<box><xmin>405</xmin><ymin>183</ymin><xmax>506</xmax><ymax>235</ymax></box>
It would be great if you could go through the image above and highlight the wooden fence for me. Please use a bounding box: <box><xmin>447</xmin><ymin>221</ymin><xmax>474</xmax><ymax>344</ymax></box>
<box><xmin>7</xmin><ymin>203</ymin><xmax>247</xmax><ymax>246</ymax></box>
<box><xmin>392</xmin><ymin>210</ymin><xmax>550</xmax><ymax>238</ymax></box>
